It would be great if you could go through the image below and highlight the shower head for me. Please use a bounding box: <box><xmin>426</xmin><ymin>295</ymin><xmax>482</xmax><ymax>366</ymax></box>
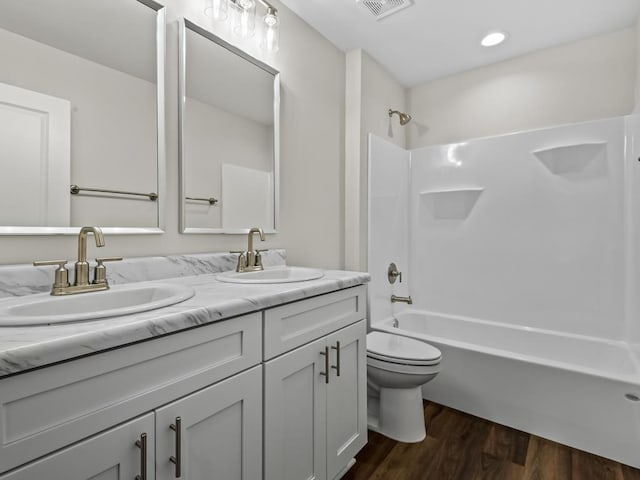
<box><xmin>388</xmin><ymin>109</ymin><xmax>412</xmax><ymax>126</ymax></box>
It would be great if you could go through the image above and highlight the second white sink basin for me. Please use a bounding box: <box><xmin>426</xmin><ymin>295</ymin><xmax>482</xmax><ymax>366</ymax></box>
<box><xmin>217</xmin><ymin>266</ymin><xmax>324</xmax><ymax>284</ymax></box>
<box><xmin>0</xmin><ymin>283</ymin><xmax>195</xmax><ymax>326</ymax></box>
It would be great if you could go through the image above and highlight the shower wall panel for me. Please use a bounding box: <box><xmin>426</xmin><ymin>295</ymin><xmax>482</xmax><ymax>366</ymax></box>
<box><xmin>367</xmin><ymin>134</ymin><xmax>411</xmax><ymax>325</ymax></box>
<box><xmin>625</xmin><ymin>115</ymin><xmax>640</xmax><ymax>349</ymax></box>
<box><xmin>409</xmin><ymin>118</ymin><xmax>626</xmax><ymax>340</ymax></box>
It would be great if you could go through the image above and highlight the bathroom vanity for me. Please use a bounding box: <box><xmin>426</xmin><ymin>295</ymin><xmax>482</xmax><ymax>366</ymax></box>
<box><xmin>0</xmin><ymin>253</ymin><xmax>369</xmax><ymax>480</ymax></box>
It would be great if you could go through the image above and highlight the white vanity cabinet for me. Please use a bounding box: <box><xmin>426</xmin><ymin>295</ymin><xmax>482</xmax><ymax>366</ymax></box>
<box><xmin>0</xmin><ymin>282</ymin><xmax>368</xmax><ymax>480</ymax></box>
<box><xmin>263</xmin><ymin>286</ymin><xmax>368</xmax><ymax>480</ymax></box>
<box><xmin>0</xmin><ymin>312</ymin><xmax>262</xmax><ymax>478</ymax></box>
<box><xmin>0</xmin><ymin>366</ymin><xmax>262</xmax><ymax>480</ymax></box>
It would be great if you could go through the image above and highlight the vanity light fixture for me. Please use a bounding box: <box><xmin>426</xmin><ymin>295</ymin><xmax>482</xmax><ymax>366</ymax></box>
<box><xmin>204</xmin><ymin>0</ymin><xmax>229</xmax><ymax>21</ymax></box>
<box><xmin>204</xmin><ymin>0</ymin><xmax>280</xmax><ymax>52</ymax></box>
<box><xmin>481</xmin><ymin>30</ymin><xmax>507</xmax><ymax>47</ymax></box>
<box><xmin>234</xmin><ymin>0</ymin><xmax>256</xmax><ymax>38</ymax></box>
<box><xmin>261</xmin><ymin>5</ymin><xmax>280</xmax><ymax>52</ymax></box>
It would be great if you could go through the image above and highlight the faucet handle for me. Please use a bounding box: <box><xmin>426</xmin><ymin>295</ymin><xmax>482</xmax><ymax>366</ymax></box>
<box><xmin>33</xmin><ymin>260</ymin><xmax>70</xmax><ymax>289</ymax></box>
<box><xmin>254</xmin><ymin>249</ymin><xmax>269</xmax><ymax>269</ymax></box>
<box><xmin>387</xmin><ymin>262</ymin><xmax>402</xmax><ymax>284</ymax></box>
<box><xmin>33</xmin><ymin>259</ymin><xmax>68</xmax><ymax>267</ymax></box>
<box><xmin>230</xmin><ymin>250</ymin><xmax>247</xmax><ymax>272</ymax></box>
<box><xmin>93</xmin><ymin>257</ymin><xmax>122</xmax><ymax>285</ymax></box>
<box><xmin>95</xmin><ymin>257</ymin><xmax>123</xmax><ymax>263</ymax></box>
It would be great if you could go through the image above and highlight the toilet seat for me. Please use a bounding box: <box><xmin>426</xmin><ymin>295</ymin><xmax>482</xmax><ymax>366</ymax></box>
<box><xmin>367</xmin><ymin>355</ymin><xmax>440</xmax><ymax>375</ymax></box>
<box><xmin>367</xmin><ymin>331</ymin><xmax>441</xmax><ymax>366</ymax></box>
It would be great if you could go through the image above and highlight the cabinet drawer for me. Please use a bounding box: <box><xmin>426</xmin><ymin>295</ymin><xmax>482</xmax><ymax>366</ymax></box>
<box><xmin>263</xmin><ymin>285</ymin><xmax>366</xmax><ymax>360</ymax></box>
<box><xmin>0</xmin><ymin>312</ymin><xmax>261</xmax><ymax>474</ymax></box>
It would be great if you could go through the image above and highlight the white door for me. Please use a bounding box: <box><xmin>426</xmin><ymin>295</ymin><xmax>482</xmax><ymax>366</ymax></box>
<box><xmin>0</xmin><ymin>413</ymin><xmax>154</xmax><ymax>480</ymax></box>
<box><xmin>264</xmin><ymin>337</ymin><xmax>327</xmax><ymax>480</ymax></box>
<box><xmin>326</xmin><ymin>321</ymin><xmax>368</xmax><ymax>480</ymax></box>
<box><xmin>0</xmin><ymin>82</ymin><xmax>70</xmax><ymax>226</ymax></box>
<box><xmin>155</xmin><ymin>365</ymin><xmax>262</xmax><ymax>480</ymax></box>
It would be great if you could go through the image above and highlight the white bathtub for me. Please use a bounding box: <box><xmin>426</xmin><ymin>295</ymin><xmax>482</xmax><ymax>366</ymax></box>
<box><xmin>372</xmin><ymin>310</ymin><xmax>640</xmax><ymax>468</ymax></box>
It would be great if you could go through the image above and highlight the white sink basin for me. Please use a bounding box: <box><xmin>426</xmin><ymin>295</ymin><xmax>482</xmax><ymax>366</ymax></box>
<box><xmin>217</xmin><ymin>266</ymin><xmax>324</xmax><ymax>284</ymax></box>
<box><xmin>0</xmin><ymin>283</ymin><xmax>195</xmax><ymax>326</ymax></box>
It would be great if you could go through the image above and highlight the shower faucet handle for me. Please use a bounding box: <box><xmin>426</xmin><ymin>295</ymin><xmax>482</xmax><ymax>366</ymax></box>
<box><xmin>388</xmin><ymin>263</ymin><xmax>402</xmax><ymax>284</ymax></box>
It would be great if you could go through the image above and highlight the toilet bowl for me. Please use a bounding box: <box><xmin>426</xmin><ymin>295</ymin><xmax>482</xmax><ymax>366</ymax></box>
<box><xmin>366</xmin><ymin>331</ymin><xmax>441</xmax><ymax>443</ymax></box>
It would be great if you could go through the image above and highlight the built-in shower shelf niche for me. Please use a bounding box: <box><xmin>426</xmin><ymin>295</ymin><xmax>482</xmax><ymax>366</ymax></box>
<box><xmin>532</xmin><ymin>142</ymin><xmax>607</xmax><ymax>176</ymax></box>
<box><xmin>420</xmin><ymin>187</ymin><xmax>484</xmax><ymax>219</ymax></box>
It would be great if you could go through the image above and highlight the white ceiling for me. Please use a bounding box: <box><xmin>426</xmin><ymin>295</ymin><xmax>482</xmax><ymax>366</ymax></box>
<box><xmin>279</xmin><ymin>0</ymin><xmax>640</xmax><ymax>87</ymax></box>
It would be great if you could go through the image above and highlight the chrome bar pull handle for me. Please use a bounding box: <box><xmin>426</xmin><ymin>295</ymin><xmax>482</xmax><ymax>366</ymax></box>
<box><xmin>70</xmin><ymin>184</ymin><xmax>158</xmax><ymax>201</ymax></box>
<box><xmin>331</xmin><ymin>341</ymin><xmax>341</xmax><ymax>377</ymax></box>
<box><xmin>169</xmin><ymin>417</ymin><xmax>182</xmax><ymax>478</ymax></box>
<box><xmin>185</xmin><ymin>196</ymin><xmax>218</xmax><ymax>205</ymax></box>
<box><xmin>135</xmin><ymin>433</ymin><xmax>147</xmax><ymax>480</ymax></box>
<box><xmin>319</xmin><ymin>346</ymin><xmax>330</xmax><ymax>384</ymax></box>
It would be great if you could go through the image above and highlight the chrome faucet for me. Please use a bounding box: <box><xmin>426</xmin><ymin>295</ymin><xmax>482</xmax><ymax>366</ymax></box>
<box><xmin>75</xmin><ymin>226</ymin><xmax>105</xmax><ymax>287</ymax></box>
<box><xmin>34</xmin><ymin>226</ymin><xmax>122</xmax><ymax>295</ymax></box>
<box><xmin>391</xmin><ymin>295</ymin><xmax>413</xmax><ymax>304</ymax></box>
<box><xmin>231</xmin><ymin>227</ymin><xmax>269</xmax><ymax>272</ymax></box>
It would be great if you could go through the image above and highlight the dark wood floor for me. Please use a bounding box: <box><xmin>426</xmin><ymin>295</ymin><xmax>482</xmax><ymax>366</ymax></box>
<box><xmin>343</xmin><ymin>401</ymin><xmax>640</xmax><ymax>480</ymax></box>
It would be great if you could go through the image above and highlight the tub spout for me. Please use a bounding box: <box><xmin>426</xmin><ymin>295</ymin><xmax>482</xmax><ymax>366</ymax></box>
<box><xmin>391</xmin><ymin>295</ymin><xmax>412</xmax><ymax>304</ymax></box>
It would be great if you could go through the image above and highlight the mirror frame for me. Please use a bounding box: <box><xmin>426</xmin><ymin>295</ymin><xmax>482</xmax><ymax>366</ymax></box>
<box><xmin>178</xmin><ymin>18</ymin><xmax>280</xmax><ymax>235</ymax></box>
<box><xmin>0</xmin><ymin>0</ymin><xmax>166</xmax><ymax>236</ymax></box>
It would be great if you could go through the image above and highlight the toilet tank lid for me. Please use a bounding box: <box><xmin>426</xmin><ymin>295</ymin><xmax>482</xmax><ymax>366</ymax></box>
<box><xmin>367</xmin><ymin>331</ymin><xmax>441</xmax><ymax>362</ymax></box>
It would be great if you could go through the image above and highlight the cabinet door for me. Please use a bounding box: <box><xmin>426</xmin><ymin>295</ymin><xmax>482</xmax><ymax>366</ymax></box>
<box><xmin>0</xmin><ymin>413</ymin><xmax>154</xmax><ymax>480</ymax></box>
<box><xmin>326</xmin><ymin>321</ymin><xmax>367</xmax><ymax>480</ymax></box>
<box><xmin>264</xmin><ymin>337</ymin><xmax>327</xmax><ymax>480</ymax></box>
<box><xmin>155</xmin><ymin>366</ymin><xmax>262</xmax><ymax>480</ymax></box>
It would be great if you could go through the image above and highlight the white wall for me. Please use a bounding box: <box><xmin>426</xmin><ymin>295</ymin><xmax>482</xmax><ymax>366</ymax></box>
<box><xmin>0</xmin><ymin>0</ymin><xmax>347</xmax><ymax>269</ymax></box>
<box><xmin>345</xmin><ymin>50</ymin><xmax>407</xmax><ymax>271</ymax></box>
<box><xmin>408</xmin><ymin>28</ymin><xmax>637</xmax><ymax>148</ymax></box>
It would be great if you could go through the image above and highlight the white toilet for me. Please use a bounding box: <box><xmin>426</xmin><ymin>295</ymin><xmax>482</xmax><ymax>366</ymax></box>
<box><xmin>366</xmin><ymin>331</ymin><xmax>442</xmax><ymax>443</ymax></box>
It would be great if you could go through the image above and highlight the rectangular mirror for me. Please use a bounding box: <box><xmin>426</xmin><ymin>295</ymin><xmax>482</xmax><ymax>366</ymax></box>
<box><xmin>179</xmin><ymin>18</ymin><xmax>280</xmax><ymax>234</ymax></box>
<box><xmin>0</xmin><ymin>0</ymin><xmax>165</xmax><ymax>235</ymax></box>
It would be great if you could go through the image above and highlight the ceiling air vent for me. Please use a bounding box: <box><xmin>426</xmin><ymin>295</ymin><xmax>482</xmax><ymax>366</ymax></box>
<box><xmin>357</xmin><ymin>0</ymin><xmax>413</xmax><ymax>20</ymax></box>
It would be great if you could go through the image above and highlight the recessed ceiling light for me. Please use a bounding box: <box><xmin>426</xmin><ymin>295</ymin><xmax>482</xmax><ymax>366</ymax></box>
<box><xmin>481</xmin><ymin>31</ymin><xmax>507</xmax><ymax>47</ymax></box>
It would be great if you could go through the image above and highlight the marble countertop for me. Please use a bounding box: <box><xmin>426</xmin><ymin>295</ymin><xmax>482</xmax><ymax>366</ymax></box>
<box><xmin>0</xmin><ymin>267</ymin><xmax>370</xmax><ymax>378</ymax></box>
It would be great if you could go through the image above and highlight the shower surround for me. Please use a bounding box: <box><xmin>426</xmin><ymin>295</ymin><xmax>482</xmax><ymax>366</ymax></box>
<box><xmin>367</xmin><ymin>115</ymin><xmax>640</xmax><ymax>467</ymax></box>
